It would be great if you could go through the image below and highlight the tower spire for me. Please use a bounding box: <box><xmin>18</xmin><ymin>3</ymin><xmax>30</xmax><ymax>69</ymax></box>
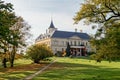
<box><xmin>49</xmin><ymin>17</ymin><xmax>55</xmax><ymax>29</ymax></box>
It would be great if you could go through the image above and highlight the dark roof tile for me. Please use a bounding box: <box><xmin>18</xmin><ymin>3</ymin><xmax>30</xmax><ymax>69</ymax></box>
<box><xmin>51</xmin><ymin>30</ymin><xmax>90</xmax><ymax>40</ymax></box>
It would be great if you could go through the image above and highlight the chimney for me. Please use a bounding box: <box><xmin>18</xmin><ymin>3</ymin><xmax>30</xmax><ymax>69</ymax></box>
<box><xmin>75</xmin><ymin>28</ymin><xmax>77</xmax><ymax>32</ymax></box>
<box><xmin>80</xmin><ymin>29</ymin><xmax>82</xmax><ymax>32</ymax></box>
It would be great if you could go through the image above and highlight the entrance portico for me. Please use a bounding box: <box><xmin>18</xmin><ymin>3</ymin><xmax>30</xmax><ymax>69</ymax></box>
<box><xmin>70</xmin><ymin>45</ymin><xmax>86</xmax><ymax>56</ymax></box>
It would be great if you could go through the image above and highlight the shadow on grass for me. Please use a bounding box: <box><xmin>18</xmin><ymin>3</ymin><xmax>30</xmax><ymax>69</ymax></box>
<box><xmin>0</xmin><ymin>57</ymin><xmax>120</xmax><ymax>80</ymax></box>
<box><xmin>0</xmin><ymin>62</ymin><xmax>50</xmax><ymax>80</ymax></box>
<box><xmin>72</xmin><ymin>56</ymin><xmax>120</xmax><ymax>62</ymax></box>
<box><xmin>33</xmin><ymin>59</ymin><xmax>120</xmax><ymax>80</ymax></box>
<box><xmin>0</xmin><ymin>71</ymin><xmax>35</xmax><ymax>80</ymax></box>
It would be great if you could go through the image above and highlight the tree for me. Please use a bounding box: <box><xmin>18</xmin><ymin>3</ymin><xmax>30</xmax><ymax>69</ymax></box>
<box><xmin>74</xmin><ymin>0</ymin><xmax>120</xmax><ymax>61</ymax></box>
<box><xmin>96</xmin><ymin>27</ymin><xmax>120</xmax><ymax>61</ymax></box>
<box><xmin>0</xmin><ymin>0</ymin><xmax>16</xmax><ymax>68</ymax></box>
<box><xmin>90</xmin><ymin>27</ymin><xmax>120</xmax><ymax>62</ymax></box>
<box><xmin>0</xmin><ymin>0</ymin><xmax>31</xmax><ymax>67</ymax></box>
<box><xmin>26</xmin><ymin>44</ymin><xmax>53</xmax><ymax>63</ymax></box>
<box><xmin>66</xmin><ymin>42</ymin><xmax>71</xmax><ymax>57</ymax></box>
<box><xmin>8</xmin><ymin>17</ymin><xmax>31</xmax><ymax>67</ymax></box>
<box><xmin>74</xmin><ymin>0</ymin><xmax>120</xmax><ymax>24</ymax></box>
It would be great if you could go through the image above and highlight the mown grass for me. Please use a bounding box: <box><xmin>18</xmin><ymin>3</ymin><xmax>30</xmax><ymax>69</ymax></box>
<box><xmin>0</xmin><ymin>58</ymin><xmax>32</xmax><ymax>68</ymax></box>
<box><xmin>33</xmin><ymin>57</ymin><xmax>120</xmax><ymax>80</ymax></box>
<box><xmin>0</xmin><ymin>57</ymin><xmax>120</xmax><ymax>80</ymax></box>
<box><xmin>0</xmin><ymin>58</ymin><xmax>51</xmax><ymax>80</ymax></box>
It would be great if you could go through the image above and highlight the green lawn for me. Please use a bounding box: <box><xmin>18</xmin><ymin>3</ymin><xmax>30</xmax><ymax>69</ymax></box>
<box><xmin>33</xmin><ymin>57</ymin><xmax>120</xmax><ymax>80</ymax></box>
<box><xmin>0</xmin><ymin>57</ymin><xmax>120</xmax><ymax>80</ymax></box>
<box><xmin>0</xmin><ymin>58</ymin><xmax>50</xmax><ymax>80</ymax></box>
<box><xmin>0</xmin><ymin>59</ymin><xmax>34</xmax><ymax>80</ymax></box>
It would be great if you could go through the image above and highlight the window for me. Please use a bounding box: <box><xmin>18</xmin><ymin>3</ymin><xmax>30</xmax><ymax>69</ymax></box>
<box><xmin>86</xmin><ymin>42</ymin><xmax>87</xmax><ymax>46</ymax></box>
<box><xmin>55</xmin><ymin>48</ymin><xmax>57</xmax><ymax>52</ymax></box>
<box><xmin>71</xmin><ymin>41</ymin><xmax>72</xmax><ymax>45</ymax></box>
<box><xmin>66</xmin><ymin>41</ymin><xmax>68</xmax><ymax>45</ymax></box>
<box><xmin>78</xmin><ymin>41</ymin><xmax>81</xmax><ymax>45</ymax></box>
<box><xmin>81</xmin><ymin>42</ymin><xmax>84</xmax><ymax>45</ymax></box>
<box><xmin>62</xmin><ymin>48</ymin><xmax>64</xmax><ymax>51</ymax></box>
<box><xmin>62</xmin><ymin>41</ymin><xmax>64</xmax><ymax>45</ymax></box>
<box><xmin>54</xmin><ymin>40</ymin><xmax>58</xmax><ymax>45</ymax></box>
<box><xmin>74</xmin><ymin>41</ymin><xmax>76</xmax><ymax>46</ymax></box>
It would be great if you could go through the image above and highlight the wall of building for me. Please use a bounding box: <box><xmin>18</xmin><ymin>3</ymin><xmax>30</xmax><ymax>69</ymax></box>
<box><xmin>36</xmin><ymin>38</ymin><xmax>51</xmax><ymax>47</ymax></box>
<box><xmin>36</xmin><ymin>36</ymin><xmax>91</xmax><ymax>55</ymax></box>
<box><xmin>51</xmin><ymin>37</ymin><xmax>90</xmax><ymax>54</ymax></box>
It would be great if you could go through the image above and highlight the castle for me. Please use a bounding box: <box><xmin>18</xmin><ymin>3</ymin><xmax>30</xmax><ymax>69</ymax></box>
<box><xmin>35</xmin><ymin>20</ymin><xmax>90</xmax><ymax>56</ymax></box>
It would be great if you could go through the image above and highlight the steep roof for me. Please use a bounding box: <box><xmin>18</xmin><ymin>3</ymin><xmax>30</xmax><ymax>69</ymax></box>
<box><xmin>49</xmin><ymin>20</ymin><xmax>55</xmax><ymax>28</ymax></box>
<box><xmin>51</xmin><ymin>30</ymin><xmax>90</xmax><ymax>40</ymax></box>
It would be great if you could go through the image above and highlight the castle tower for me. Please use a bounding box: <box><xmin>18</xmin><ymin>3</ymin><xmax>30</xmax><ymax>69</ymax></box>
<box><xmin>48</xmin><ymin>19</ymin><xmax>57</xmax><ymax>33</ymax></box>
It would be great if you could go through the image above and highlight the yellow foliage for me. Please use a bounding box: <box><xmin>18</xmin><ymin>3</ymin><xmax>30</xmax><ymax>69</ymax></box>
<box><xmin>62</xmin><ymin>51</ymin><xmax>66</xmax><ymax>57</ymax></box>
<box><xmin>0</xmin><ymin>52</ymin><xmax>23</xmax><ymax>60</ymax></box>
<box><xmin>15</xmin><ymin>54</ymin><xmax>24</xmax><ymax>59</ymax></box>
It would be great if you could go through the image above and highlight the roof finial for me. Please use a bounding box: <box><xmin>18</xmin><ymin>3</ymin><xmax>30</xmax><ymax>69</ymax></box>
<box><xmin>49</xmin><ymin>16</ymin><xmax>55</xmax><ymax>29</ymax></box>
<box><xmin>50</xmin><ymin>14</ymin><xmax>53</xmax><ymax>23</ymax></box>
<box><xmin>75</xmin><ymin>28</ymin><xmax>77</xmax><ymax>32</ymax></box>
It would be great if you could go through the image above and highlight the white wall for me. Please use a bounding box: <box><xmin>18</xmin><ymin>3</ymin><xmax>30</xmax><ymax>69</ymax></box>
<box><xmin>51</xmin><ymin>37</ymin><xmax>90</xmax><ymax>54</ymax></box>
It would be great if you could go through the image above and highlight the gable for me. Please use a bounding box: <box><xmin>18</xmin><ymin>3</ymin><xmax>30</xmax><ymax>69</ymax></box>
<box><xmin>69</xmin><ymin>35</ymin><xmax>81</xmax><ymax>39</ymax></box>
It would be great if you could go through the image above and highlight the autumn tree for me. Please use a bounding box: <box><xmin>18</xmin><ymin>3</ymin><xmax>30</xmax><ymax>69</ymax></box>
<box><xmin>8</xmin><ymin>17</ymin><xmax>31</xmax><ymax>67</ymax></box>
<box><xmin>74</xmin><ymin>0</ymin><xmax>120</xmax><ymax>61</ymax></box>
<box><xmin>0</xmin><ymin>0</ymin><xmax>31</xmax><ymax>67</ymax></box>
<box><xmin>0</xmin><ymin>0</ymin><xmax>16</xmax><ymax>68</ymax></box>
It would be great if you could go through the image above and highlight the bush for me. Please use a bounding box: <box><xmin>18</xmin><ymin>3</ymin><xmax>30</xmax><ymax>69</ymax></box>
<box><xmin>87</xmin><ymin>51</ymin><xmax>96</xmax><ymax>56</ymax></box>
<box><xmin>26</xmin><ymin>44</ymin><xmax>53</xmax><ymax>63</ymax></box>
<box><xmin>90</xmin><ymin>54</ymin><xmax>103</xmax><ymax>62</ymax></box>
<box><xmin>55</xmin><ymin>51</ymin><xmax>66</xmax><ymax>57</ymax></box>
<box><xmin>55</xmin><ymin>51</ymin><xmax>62</xmax><ymax>57</ymax></box>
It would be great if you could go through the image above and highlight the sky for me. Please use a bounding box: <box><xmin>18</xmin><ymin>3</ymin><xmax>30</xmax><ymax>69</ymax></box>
<box><xmin>4</xmin><ymin>0</ymin><xmax>96</xmax><ymax>41</ymax></box>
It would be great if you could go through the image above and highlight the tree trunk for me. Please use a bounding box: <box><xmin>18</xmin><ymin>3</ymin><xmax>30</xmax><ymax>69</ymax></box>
<box><xmin>34</xmin><ymin>59</ymin><xmax>39</xmax><ymax>64</ymax></box>
<box><xmin>10</xmin><ymin>58</ymin><xmax>14</xmax><ymax>67</ymax></box>
<box><xmin>2</xmin><ymin>49</ymin><xmax>7</xmax><ymax>68</ymax></box>
<box><xmin>10</xmin><ymin>52</ymin><xmax>15</xmax><ymax>67</ymax></box>
<box><xmin>2</xmin><ymin>58</ymin><xmax>7</xmax><ymax>68</ymax></box>
<box><xmin>10</xmin><ymin>46</ymin><xmax>16</xmax><ymax>67</ymax></box>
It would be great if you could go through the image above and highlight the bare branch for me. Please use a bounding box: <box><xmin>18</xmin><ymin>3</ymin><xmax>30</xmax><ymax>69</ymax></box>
<box><xmin>105</xmin><ymin>0</ymin><xmax>120</xmax><ymax>16</ymax></box>
<box><xmin>100</xmin><ymin>12</ymin><xmax>106</xmax><ymax>21</ymax></box>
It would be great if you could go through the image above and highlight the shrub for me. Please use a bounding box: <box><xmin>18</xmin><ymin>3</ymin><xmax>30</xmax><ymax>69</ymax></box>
<box><xmin>26</xmin><ymin>44</ymin><xmax>53</xmax><ymax>63</ymax></box>
<box><xmin>55</xmin><ymin>51</ymin><xmax>66</xmax><ymax>57</ymax></box>
<box><xmin>90</xmin><ymin>54</ymin><xmax>103</xmax><ymax>62</ymax></box>
<box><xmin>87</xmin><ymin>51</ymin><xmax>96</xmax><ymax>56</ymax></box>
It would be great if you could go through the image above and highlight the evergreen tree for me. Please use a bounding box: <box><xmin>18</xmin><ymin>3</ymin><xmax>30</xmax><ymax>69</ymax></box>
<box><xmin>66</xmin><ymin>42</ymin><xmax>71</xmax><ymax>57</ymax></box>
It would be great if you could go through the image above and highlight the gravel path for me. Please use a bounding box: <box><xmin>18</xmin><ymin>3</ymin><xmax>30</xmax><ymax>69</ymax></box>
<box><xmin>23</xmin><ymin>60</ymin><xmax>56</xmax><ymax>80</ymax></box>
